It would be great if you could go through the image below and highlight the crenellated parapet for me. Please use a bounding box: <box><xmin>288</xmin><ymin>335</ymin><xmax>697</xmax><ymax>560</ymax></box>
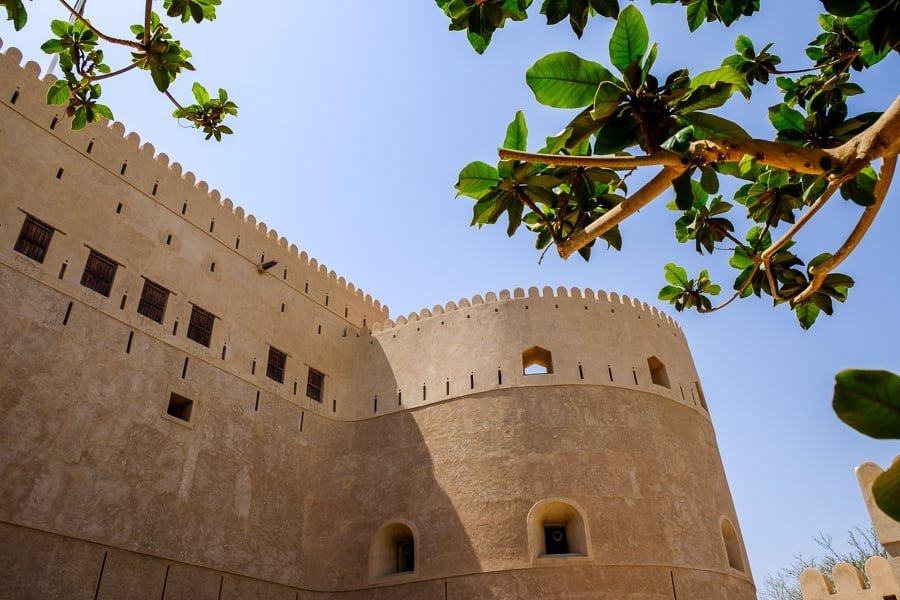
<box><xmin>0</xmin><ymin>38</ymin><xmax>388</xmax><ymax>326</ymax></box>
<box><xmin>800</xmin><ymin>557</ymin><xmax>900</xmax><ymax>599</ymax></box>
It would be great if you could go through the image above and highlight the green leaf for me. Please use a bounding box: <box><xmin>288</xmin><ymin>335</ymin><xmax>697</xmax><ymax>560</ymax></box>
<box><xmin>873</xmin><ymin>462</ymin><xmax>900</xmax><ymax>521</ymax></box>
<box><xmin>503</xmin><ymin>110</ymin><xmax>529</xmax><ymax>151</ymax></box>
<box><xmin>769</xmin><ymin>103</ymin><xmax>806</xmax><ymax>133</ymax></box>
<box><xmin>526</xmin><ymin>51</ymin><xmax>615</xmax><ymax>108</ymax></box>
<box><xmin>794</xmin><ymin>302</ymin><xmax>820</xmax><ymax>329</ymax></box>
<box><xmin>833</xmin><ymin>370</ymin><xmax>900</xmax><ymax>439</ymax></box>
<box><xmin>840</xmin><ymin>167</ymin><xmax>878</xmax><ymax>207</ymax></box>
<box><xmin>46</xmin><ymin>80</ymin><xmax>69</xmax><ymax>105</ymax></box>
<box><xmin>674</xmin><ymin>83</ymin><xmax>735</xmax><ymax>114</ymax></box>
<box><xmin>93</xmin><ymin>104</ymin><xmax>114</xmax><ymax>120</ymax></box>
<box><xmin>456</xmin><ymin>161</ymin><xmax>500</xmax><ymax>199</ymax></box>
<box><xmin>608</xmin><ymin>5</ymin><xmax>649</xmax><ymax>73</ymax></box>
<box><xmin>192</xmin><ymin>82</ymin><xmax>210</xmax><ymax>104</ymax></box>
<box><xmin>71</xmin><ymin>108</ymin><xmax>87</xmax><ymax>130</ymax></box>
<box><xmin>590</xmin><ymin>80</ymin><xmax>625</xmax><ymax>120</ymax></box>
<box><xmin>680</xmin><ymin>111</ymin><xmax>750</xmax><ymax>139</ymax></box>
<box><xmin>50</xmin><ymin>19</ymin><xmax>69</xmax><ymax>37</ymax></box>
<box><xmin>663</xmin><ymin>262</ymin><xmax>689</xmax><ymax>287</ymax></box>
<box><xmin>686</xmin><ymin>0</ymin><xmax>707</xmax><ymax>31</ymax></box>
<box><xmin>3</xmin><ymin>0</ymin><xmax>27</xmax><ymax>30</ymax></box>
<box><xmin>689</xmin><ymin>65</ymin><xmax>751</xmax><ymax>99</ymax></box>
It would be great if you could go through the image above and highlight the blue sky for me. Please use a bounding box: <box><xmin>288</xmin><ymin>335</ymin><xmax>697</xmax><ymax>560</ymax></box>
<box><xmin>4</xmin><ymin>0</ymin><xmax>899</xmax><ymax>586</ymax></box>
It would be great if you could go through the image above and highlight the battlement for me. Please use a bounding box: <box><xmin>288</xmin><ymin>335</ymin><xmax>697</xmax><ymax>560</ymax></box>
<box><xmin>0</xmin><ymin>38</ymin><xmax>388</xmax><ymax>324</ymax></box>
<box><xmin>800</xmin><ymin>557</ymin><xmax>900</xmax><ymax>599</ymax></box>
<box><xmin>371</xmin><ymin>286</ymin><xmax>680</xmax><ymax>333</ymax></box>
<box><xmin>858</xmin><ymin>458</ymin><xmax>900</xmax><ymax>557</ymax></box>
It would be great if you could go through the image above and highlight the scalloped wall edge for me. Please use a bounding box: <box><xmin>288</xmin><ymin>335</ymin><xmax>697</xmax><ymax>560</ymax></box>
<box><xmin>0</xmin><ymin>39</ymin><xmax>388</xmax><ymax>318</ymax></box>
<box><xmin>369</xmin><ymin>286</ymin><xmax>680</xmax><ymax>333</ymax></box>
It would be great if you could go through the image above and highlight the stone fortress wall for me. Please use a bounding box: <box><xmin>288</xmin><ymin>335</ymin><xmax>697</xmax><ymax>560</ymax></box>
<box><xmin>0</xmin><ymin>39</ymin><xmax>756</xmax><ymax>598</ymax></box>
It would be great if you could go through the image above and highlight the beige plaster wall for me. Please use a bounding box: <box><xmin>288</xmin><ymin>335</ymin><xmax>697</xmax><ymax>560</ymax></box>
<box><xmin>0</xmin><ymin>38</ymin><xmax>755</xmax><ymax>598</ymax></box>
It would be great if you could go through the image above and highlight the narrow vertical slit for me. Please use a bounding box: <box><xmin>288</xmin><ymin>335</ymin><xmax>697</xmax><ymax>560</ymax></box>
<box><xmin>325</xmin><ymin>294</ymin><xmax>329</xmax><ymax>307</ymax></box>
<box><xmin>283</xmin><ymin>267</ymin><xmax>287</xmax><ymax>280</ymax></box>
<box><xmin>120</xmin><ymin>293</ymin><xmax>127</xmax><ymax>310</ymax></box>
<box><xmin>251</xmin><ymin>359</ymin><xmax>256</xmax><ymax>375</ymax></box>
<box><xmin>317</xmin><ymin>324</ymin><xmax>322</xmax><ymax>335</ymax></box>
<box><xmin>304</xmin><ymin>281</ymin><xmax>309</xmax><ymax>293</ymax></box>
<box><xmin>444</xmin><ymin>581</ymin><xmax>448</xmax><ymax>600</ymax></box>
<box><xmin>422</xmin><ymin>384</ymin><xmax>427</xmax><ymax>401</ymax></box>
<box><xmin>126</xmin><ymin>331</ymin><xmax>133</xmax><ymax>354</ymax></box>
<box><xmin>281</xmin><ymin>303</ymin><xmax>285</xmax><ymax>313</ymax></box>
<box><xmin>446</xmin><ymin>379</ymin><xmax>450</xmax><ymax>395</ymax></box>
<box><xmin>209</xmin><ymin>219</ymin><xmax>215</xmax><ymax>233</ymax></box>
<box><xmin>58</xmin><ymin>261</ymin><xmax>68</xmax><ymax>280</ymax></box>
<box><xmin>255</xmin><ymin>391</ymin><xmax>260</xmax><ymax>411</ymax></box>
<box><xmin>56</xmin><ymin>167</ymin><xmax>64</xmax><ymax>179</ymax></box>
<box><xmin>234</xmin><ymin>236</ymin><xmax>240</xmax><ymax>249</ymax></box>
<box><xmin>93</xmin><ymin>550</ymin><xmax>108</xmax><ymax>600</ymax></box>
<box><xmin>50</xmin><ymin>116</ymin><xmax>59</xmax><ymax>129</ymax></box>
<box><xmin>86</xmin><ymin>139</ymin><xmax>94</xmax><ymax>153</ymax></box>
<box><xmin>578</xmin><ymin>363</ymin><xmax>584</xmax><ymax>380</ymax></box>
<box><xmin>690</xmin><ymin>388</ymin><xmax>697</xmax><ymax>406</ymax></box>
<box><xmin>470</xmin><ymin>372</ymin><xmax>474</xmax><ymax>389</ymax></box>
<box><xmin>116</xmin><ymin>202</ymin><xmax>123</xmax><ymax>214</ymax></box>
<box><xmin>497</xmin><ymin>368</ymin><xmax>502</xmax><ymax>385</ymax></box>
<box><xmin>292</xmin><ymin>381</ymin><xmax>297</xmax><ymax>395</ymax></box>
<box><xmin>160</xmin><ymin>564</ymin><xmax>170</xmax><ymax>600</ymax></box>
<box><xmin>299</xmin><ymin>412</ymin><xmax>304</xmax><ymax>432</ymax></box>
<box><xmin>679</xmin><ymin>385</ymin><xmax>685</xmax><ymax>401</ymax></box>
<box><xmin>10</xmin><ymin>89</ymin><xmax>20</xmax><ymax>104</ymax></box>
<box><xmin>152</xmin><ymin>182</ymin><xmax>158</xmax><ymax>196</ymax></box>
<box><xmin>210</xmin><ymin>262</ymin><xmax>215</xmax><ymax>272</ymax></box>
<box><xmin>373</xmin><ymin>396</ymin><xmax>378</xmax><ymax>413</ymax></box>
<box><xmin>221</xmin><ymin>345</ymin><xmax>227</xmax><ymax>360</ymax></box>
<box><xmin>670</xmin><ymin>570</ymin><xmax>677</xmax><ymax>599</ymax></box>
<box><xmin>181</xmin><ymin>357</ymin><xmax>189</xmax><ymax>379</ymax></box>
<box><xmin>332</xmin><ymin>398</ymin><xmax>336</xmax><ymax>413</ymax></box>
<box><xmin>166</xmin><ymin>234</ymin><xmax>172</xmax><ymax>245</ymax></box>
<box><xmin>172</xmin><ymin>320</ymin><xmax>179</xmax><ymax>336</ymax></box>
<box><xmin>217</xmin><ymin>576</ymin><xmax>224</xmax><ymax>600</ymax></box>
<box><xmin>63</xmin><ymin>301</ymin><xmax>73</xmax><ymax>325</ymax></box>
<box><xmin>398</xmin><ymin>390</ymin><xmax>402</xmax><ymax>405</ymax></box>
<box><xmin>181</xmin><ymin>202</ymin><xmax>187</xmax><ymax>215</ymax></box>
<box><xmin>632</xmin><ymin>368</ymin><xmax>638</xmax><ymax>385</ymax></box>
<box><xmin>344</xmin><ymin>306</ymin><xmax>348</xmax><ymax>318</ymax></box>
<box><xmin>363</xmin><ymin>317</ymin><xmax>367</xmax><ymax>327</ymax></box>
<box><xmin>120</xmin><ymin>162</ymin><xmax>127</xmax><ymax>175</ymax></box>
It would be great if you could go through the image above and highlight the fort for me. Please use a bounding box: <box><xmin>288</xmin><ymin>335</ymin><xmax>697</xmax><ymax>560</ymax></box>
<box><xmin>0</xmin><ymin>37</ymin><xmax>763</xmax><ymax>598</ymax></box>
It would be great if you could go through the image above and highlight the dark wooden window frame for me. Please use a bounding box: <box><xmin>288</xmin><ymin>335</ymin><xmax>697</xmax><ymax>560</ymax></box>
<box><xmin>266</xmin><ymin>346</ymin><xmax>287</xmax><ymax>384</ymax></box>
<box><xmin>186</xmin><ymin>305</ymin><xmax>215</xmax><ymax>348</ymax></box>
<box><xmin>306</xmin><ymin>368</ymin><xmax>324</xmax><ymax>402</ymax></box>
<box><xmin>80</xmin><ymin>250</ymin><xmax>118</xmax><ymax>297</ymax></box>
<box><xmin>14</xmin><ymin>215</ymin><xmax>54</xmax><ymax>263</ymax></box>
<box><xmin>137</xmin><ymin>279</ymin><xmax>169</xmax><ymax>324</ymax></box>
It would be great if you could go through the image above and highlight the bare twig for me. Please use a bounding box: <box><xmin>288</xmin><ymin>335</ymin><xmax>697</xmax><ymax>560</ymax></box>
<box><xmin>557</xmin><ymin>166</ymin><xmax>686</xmax><ymax>259</ymax></box>
<box><xmin>698</xmin><ymin>263</ymin><xmax>760</xmax><ymax>314</ymax></box>
<box><xmin>791</xmin><ymin>156</ymin><xmax>897</xmax><ymax>304</ymax></box>
<box><xmin>57</xmin><ymin>0</ymin><xmax>143</xmax><ymax>50</ymax></box>
<box><xmin>92</xmin><ymin>63</ymin><xmax>139</xmax><ymax>81</ymax></box>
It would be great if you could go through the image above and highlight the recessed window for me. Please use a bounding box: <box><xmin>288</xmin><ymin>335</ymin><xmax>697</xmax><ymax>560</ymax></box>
<box><xmin>166</xmin><ymin>392</ymin><xmax>193</xmax><ymax>423</ymax></box>
<box><xmin>80</xmin><ymin>250</ymin><xmax>117</xmax><ymax>297</ymax></box>
<box><xmin>306</xmin><ymin>368</ymin><xmax>324</xmax><ymax>402</ymax></box>
<box><xmin>522</xmin><ymin>346</ymin><xmax>553</xmax><ymax>375</ymax></box>
<box><xmin>186</xmin><ymin>305</ymin><xmax>214</xmax><ymax>347</ymax></box>
<box><xmin>721</xmin><ymin>518</ymin><xmax>745</xmax><ymax>572</ymax></box>
<box><xmin>266</xmin><ymin>346</ymin><xmax>286</xmax><ymax>383</ymax></box>
<box><xmin>14</xmin><ymin>215</ymin><xmax>54</xmax><ymax>263</ymax></box>
<box><xmin>370</xmin><ymin>522</ymin><xmax>417</xmax><ymax>579</ymax></box>
<box><xmin>648</xmin><ymin>356</ymin><xmax>670</xmax><ymax>388</ymax></box>
<box><xmin>137</xmin><ymin>279</ymin><xmax>169</xmax><ymax>323</ymax></box>
<box><xmin>527</xmin><ymin>499</ymin><xmax>590</xmax><ymax>561</ymax></box>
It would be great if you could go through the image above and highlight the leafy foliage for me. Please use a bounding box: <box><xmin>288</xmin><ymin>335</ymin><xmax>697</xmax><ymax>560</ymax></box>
<box><xmin>833</xmin><ymin>370</ymin><xmax>900</xmax><ymax>520</ymax></box>
<box><xmin>446</xmin><ymin>0</ymin><xmax>897</xmax><ymax>329</ymax></box>
<box><xmin>1</xmin><ymin>0</ymin><xmax>235</xmax><ymax>139</ymax></box>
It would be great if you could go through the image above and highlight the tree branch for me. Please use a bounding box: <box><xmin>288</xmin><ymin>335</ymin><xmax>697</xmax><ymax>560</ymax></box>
<box><xmin>92</xmin><ymin>62</ymin><xmax>140</xmax><ymax>81</ymax></box>
<box><xmin>499</xmin><ymin>148</ymin><xmax>682</xmax><ymax>169</ymax></box>
<box><xmin>833</xmin><ymin>96</ymin><xmax>900</xmax><ymax>172</ymax></box>
<box><xmin>143</xmin><ymin>0</ymin><xmax>153</xmax><ymax>46</ymax></box>
<box><xmin>57</xmin><ymin>0</ymin><xmax>144</xmax><ymax>50</ymax></box>
<box><xmin>791</xmin><ymin>156</ymin><xmax>897</xmax><ymax>304</ymax></box>
<box><xmin>556</xmin><ymin>166</ymin><xmax>686</xmax><ymax>259</ymax></box>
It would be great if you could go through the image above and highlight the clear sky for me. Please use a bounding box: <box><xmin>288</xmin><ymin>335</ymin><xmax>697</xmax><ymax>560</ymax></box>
<box><xmin>3</xmin><ymin>0</ymin><xmax>898</xmax><ymax>587</ymax></box>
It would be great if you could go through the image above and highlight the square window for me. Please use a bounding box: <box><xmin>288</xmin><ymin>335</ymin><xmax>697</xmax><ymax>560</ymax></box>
<box><xmin>137</xmin><ymin>279</ymin><xmax>169</xmax><ymax>324</ymax></box>
<box><xmin>544</xmin><ymin>524</ymin><xmax>569</xmax><ymax>555</ymax></box>
<box><xmin>14</xmin><ymin>215</ymin><xmax>54</xmax><ymax>263</ymax></box>
<box><xmin>80</xmin><ymin>250</ymin><xmax>117</xmax><ymax>296</ymax></box>
<box><xmin>166</xmin><ymin>392</ymin><xmax>193</xmax><ymax>423</ymax></box>
<box><xmin>306</xmin><ymin>368</ymin><xmax>324</xmax><ymax>402</ymax></box>
<box><xmin>186</xmin><ymin>305</ymin><xmax>214</xmax><ymax>347</ymax></box>
<box><xmin>266</xmin><ymin>346</ymin><xmax>286</xmax><ymax>383</ymax></box>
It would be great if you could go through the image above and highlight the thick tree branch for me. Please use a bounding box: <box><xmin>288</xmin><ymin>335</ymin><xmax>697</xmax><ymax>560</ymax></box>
<box><xmin>499</xmin><ymin>148</ymin><xmax>681</xmax><ymax>169</ymax></box>
<box><xmin>557</xmin><ymin>166</ymin><xmax>686</xmax><ymax>259</ymax></box>
<box><xmin>833</xmin><ymin>96</ymin><xmax>900</xmax><ymax>172</ymax></box>
<box><xmin>57</xmin><ymin>0</ymin><xmax>144</xmax><ymax>50</ymax></box>
<box><xmin>143</xmin><ymin>0</ymin><xmax>153</xmax><ymax>46</ymax></box>
<box><xmin>791</xmin><ymin>156</ymin><xmax>897</xmax><ymax>304</ymax></box>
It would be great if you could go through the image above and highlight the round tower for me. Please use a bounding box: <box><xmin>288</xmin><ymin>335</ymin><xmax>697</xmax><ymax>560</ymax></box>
<box><xmin>304</xmin><ymin>287</ymin><xmax>755</xmax><ymax>598</ymax></box>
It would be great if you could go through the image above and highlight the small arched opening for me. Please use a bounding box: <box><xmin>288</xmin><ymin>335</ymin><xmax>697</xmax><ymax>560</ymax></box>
<box><xmin>369</xmin><ymin>520</ymin><xmax>417</xmax><ymax>580</ymax></box>
<box><xmin>527</xmin><ymin>499</ymin><xmax>591</xmax><ymax>562</ymax></box>
<box><xmin>647</xmin><ymin>356</ymin><xmax>670</xmax><ymax>388</ymax></box>
<box><xmin>522</xmin><ymin>346</ymin><xmax>553</xmax><ymax>375</ymax></box>
<box><xmin>720</xmin><ymin>517</ymin><xmax>745</xmax><ymax>572</ymax></box>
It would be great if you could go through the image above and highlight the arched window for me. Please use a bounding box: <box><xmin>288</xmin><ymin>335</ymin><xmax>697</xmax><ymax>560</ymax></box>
<box><xmin>527</xmin><ymin>499</ymin><xmax>591</xmax><ymax>562</ymax></box>
<box><xmin>522</xmin><ymin>346</ymin><xmax>553</xmax><ymax>375</ymax></box>
<box><xmin>369</xmin><ymin>521</ymin><xmax>417</xmax><ymax>579</ymax></box>
<box><xmin>647</xmin><ymin>356</ymin><xmax>670</xmax><ymax>388</ymax></box>
<box><xmin>720</xmin><ymin>517</ymin><xmax>745</xmax><ymax>572</ymax></box>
